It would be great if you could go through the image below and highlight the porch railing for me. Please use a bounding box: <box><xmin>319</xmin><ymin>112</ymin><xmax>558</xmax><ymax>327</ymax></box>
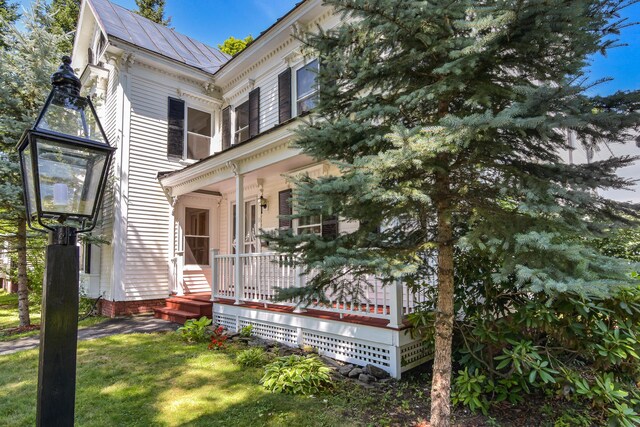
<box><xmin>211</xmin><ymin>250</ymin><xmax>432</xmax><ymax>327</ymax></box>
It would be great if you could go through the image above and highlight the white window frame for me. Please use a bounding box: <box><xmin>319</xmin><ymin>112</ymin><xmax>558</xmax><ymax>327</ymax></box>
<box><xmin>184</xmin><ymin>206</ymin><xmax>211</xmax><ymax>266</ymax></box>
<box><xmin>182</xmin><ymin>104</ymin><xmax>214</xmax><ymax>161</ymax></box>
<box><xmin>292</xmin><ymin>58</ymin><xmax>319</xmax><ymax>117</ymax></box>
<box><xmin>234</xmin><ymin>100</ymin><xmax>250</xmax><ymax>145</ymax></box>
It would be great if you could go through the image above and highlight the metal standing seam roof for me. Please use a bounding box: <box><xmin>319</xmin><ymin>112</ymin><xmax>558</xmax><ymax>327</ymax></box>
<box><xmin>87</xmin><ymin>0</ymin><xmax>230</xmax><ymax>74</ymax></box>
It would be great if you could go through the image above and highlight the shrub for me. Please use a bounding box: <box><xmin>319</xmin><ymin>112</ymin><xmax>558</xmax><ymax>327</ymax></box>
<box><xmin>237</xmin><ymin>347</ymin><xmax>268</xmax><ymax>367</ymax></box>
<box><xmin>208</xmin><ymin>325</ymin><xmax>228</xmax><ymax>350</ymax></box>
<box><xmin>260</xmin><ymin>355</ymin><xmax>332</xmax><ymax>395</ymax></box>
<box><xmin>240</xmin><ymin>324</ymin><xmax>253</xmax><ymax>337</ymax></box>
<box><xmin>177</xmin><ymin>316</ymin><xmax>212</xmax><ymax>343</ymax></box>
<box><xmin>409</xmin><ymin>247</ymin><xmax>640</xmax><ymax>426</ymax></box>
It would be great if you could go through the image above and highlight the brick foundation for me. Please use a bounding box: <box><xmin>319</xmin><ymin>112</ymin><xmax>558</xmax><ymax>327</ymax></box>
<box><xmin>99</xmin><ymin>298</ymin><xmax>167</xmax><ymax>318</ymax></box>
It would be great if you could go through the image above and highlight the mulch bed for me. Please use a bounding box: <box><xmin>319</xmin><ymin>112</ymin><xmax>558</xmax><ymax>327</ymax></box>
<box><xmin>1</xmin><ymin>324</ymin><xmax>40</xmax><ymax>336</ymax></box>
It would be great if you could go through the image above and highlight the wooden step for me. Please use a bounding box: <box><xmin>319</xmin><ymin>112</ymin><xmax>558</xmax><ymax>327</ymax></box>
<box><xmin>153</xmin><ymin>307</ymin><xmax>201</xmax><ymax>324</ymax></box>
<box><xmin>166</xmin><ymin>297</ymin><xmax>212</xmax><ymax>316</ymax></box>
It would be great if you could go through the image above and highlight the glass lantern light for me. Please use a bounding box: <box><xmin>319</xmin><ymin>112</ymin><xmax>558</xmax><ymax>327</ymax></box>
<box><xmin>17</xmin><ymin>56</ymin><xmax>115</xmax><ymax>233</ymax></box>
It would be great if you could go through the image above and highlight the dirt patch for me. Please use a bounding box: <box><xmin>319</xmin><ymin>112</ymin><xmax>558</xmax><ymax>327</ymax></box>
<box><xmin>1</xmin><ymin>324</ymin><xmax>40</xmax><ymax>336</ymax></box>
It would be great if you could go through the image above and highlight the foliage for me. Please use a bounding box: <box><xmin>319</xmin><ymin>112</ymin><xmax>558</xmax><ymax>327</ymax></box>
<box><xmin>208</xmin><ymin>325</ymin><xmax>227</xmax><ymax>350</ymax></box>
<box><xmin>410</xmin><ymin>246</ymin><xmax>640</xmax><ymax>426</ymax></box>
<box><xmin>594</xmin><ymin>227</ymin><xmax>640</xmax><ymax>262</ymax></box>
<box><xmin>236</xmin><ymin>347</ymin><xmax>268</xmax><ymax>368</ymax></box>
<box><xmin>50</xmin><ymin>0</ymin><xmax>80</xmax><ymax>52</ymax></box>
<box><xmin>260</xmin><ymin>355</ymin><xmax>332</xmax><ymax>395</ymax></box>
<box><xmin>176</xmin><ymin>316</ymin><xmax>211</xmax><ymax>343</ymax></box>
<box><xmin>239</xmin><ymin>324</ymin><xmax>253</xmax><ymax>337</ymax></box>
<box><xmin>217</xmin><ymin>35</ymin><xmax>253</xmax><ymax>56</ymax></box>
<box><xmin>134</xmin><ymin>0</ymin><xmax>170</xmax><ymax>26</ymax></box>
<box><xmin>0</xmin><ymin>1</ymin><xmax>66</xmax><ymax>327</ymax></box>
<box><xmin>265</xmin><ymin>1</ymin><xmax>640</xmax><ymax>423</ymax></box>
<box><xmin>0</xmin><ymin>0</ymin><xmax>19</xmax><ymax>48</ymax></box>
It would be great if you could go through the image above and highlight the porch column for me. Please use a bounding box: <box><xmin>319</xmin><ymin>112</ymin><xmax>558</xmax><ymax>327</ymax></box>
<box><xmin>234</xmin><ymin>171</ymin><xmax>244</xmax><ymax>305</ymax></box>
<box><xmin>387</xmin><ymin>279</ymin><xmax>404</xmax><ymax>329</ymax></box>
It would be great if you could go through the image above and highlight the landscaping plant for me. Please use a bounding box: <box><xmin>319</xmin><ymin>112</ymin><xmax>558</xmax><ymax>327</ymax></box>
<box><xmin>239</xmin><ymin>324</ymin><xmax>253</xmax><ymax>338</ymax></box>
<box><xmin>410</xmin><ymin>247</ymin><xmax>640</xmax><ymax>426</ymax></box>
<box><xmin>177</xmin><ymin>316</ymin><xmax>212</xmax><ymax>343</ymax></box>
<box><xmin>260</xmin><ymin>355</ymin><xmax>332</xmax><ymax>395</ymax></box>
<box><xmin>236</xmin><ymin>347</ymin><xmax>268</xmax><ymax>368</ymax></box>
<box><xmin>208</xmin><ymin>325</ymin><xmax>228</xmax><ymax>350</ymax></box>
<box><xmin>264</xmin><ymin>1</ymin><xmax>640</xmax><ymax>425</ymax></box>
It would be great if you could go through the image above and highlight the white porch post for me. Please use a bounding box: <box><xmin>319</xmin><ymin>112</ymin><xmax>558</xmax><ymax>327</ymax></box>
<box><xmin>234</xmin><ymin>171</ymin><xmax>244</xmax><ymax>305</ymax></box>
<box><xmin>387</xmin><ymin>279</ymin><xmax>404</xmax><ymax>329</ymax></box>
<box><xmin>210</xmin><ymin>249</ymin><xmax>219</xmax><ymax>301</ymax></box>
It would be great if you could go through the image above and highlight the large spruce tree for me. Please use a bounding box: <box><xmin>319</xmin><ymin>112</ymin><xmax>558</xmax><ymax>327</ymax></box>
<box><xmin>0</xmin><ymin>1</ymin><xmax>65</xmax><ymax>326</ymax></box>
<box><xmin>271</xmin><ymin>1</ymin><xmax>640</xmax><ymax>425</ymax></box>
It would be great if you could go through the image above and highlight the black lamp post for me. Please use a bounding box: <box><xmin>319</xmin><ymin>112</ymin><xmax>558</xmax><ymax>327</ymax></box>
<box><xmin>17</xmin><ymin>56</ymin><xmax>115</xmax><ymax>426</ymax></box>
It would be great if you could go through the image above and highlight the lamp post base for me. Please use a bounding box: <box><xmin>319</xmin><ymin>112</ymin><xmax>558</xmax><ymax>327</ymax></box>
<box><xmin>36</xmin><ymin>227</ymin><xmax>79</xmax><ymax>427</ymax></box>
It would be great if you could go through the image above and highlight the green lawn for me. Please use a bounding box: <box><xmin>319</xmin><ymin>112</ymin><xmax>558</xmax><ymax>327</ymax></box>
<box><xmin>0</xmin><ymin>332</ymin><xmax>361</xmax><ymax>427</ymax></box>
<box><xmin>0</xmin><ymin>290</ymin><xmax>40</xmax><ymax>330</ymax></box>
<box><xmin>0</xmin><ymin>290</ymin><xmax>107</xmax><ymax>341</ymax></box>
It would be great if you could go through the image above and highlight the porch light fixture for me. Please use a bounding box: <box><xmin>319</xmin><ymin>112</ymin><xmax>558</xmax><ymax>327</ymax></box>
<box><xmin>259</xmin><ymin>195</ymin><xmax>268</xmax><ymax>212</ymax></box>
<box><xmin>17</xmin><ymin>56</ymin><xmax>115</xmax><ymax>427</ymax></box>
<box><xmin>18</xmin><ymin>56</ymin><xmax>115</xmax><ymax>234</ymax></box>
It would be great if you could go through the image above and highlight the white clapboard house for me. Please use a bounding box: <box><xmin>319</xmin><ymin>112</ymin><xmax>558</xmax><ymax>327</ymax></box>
<box><xmin>72</xmin><ymin>0</ymin><xmax>435</xmax><ymax>378</ymax></box>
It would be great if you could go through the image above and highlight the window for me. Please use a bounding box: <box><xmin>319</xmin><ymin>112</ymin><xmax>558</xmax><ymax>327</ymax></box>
<box><xmin>235</xmin><ymin>101</ymin><xmax>250</xmax><ymax>144</ymax></box>
<box><xmin>296</xmin><ymin>214</ymin><xmax>322</xmax><ymax>235</ymax></box>
<box><xmin>296</xmin><ymin>59</ymin><xmax>319</xmax><ymax>114</ymax></box>
<box><xmin>185</xmin><ymin>208</ymin><xmax>209</xmax><ymax>265</ymax></box>
<box><xmin>187</xmin><ymin>107</ymin><xmax>212</xmax><ymax>160</ymax></box>
<box><xmin>167</xmin><ymin>98</ymin><xmax>213</xmax><ymax>160</ymax></box>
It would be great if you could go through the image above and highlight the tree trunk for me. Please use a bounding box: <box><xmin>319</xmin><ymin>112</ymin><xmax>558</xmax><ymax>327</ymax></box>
<box><xmin>430</xmin><ymin>169</ymin><xmax>454</xmax><ymax>427</ymax></box>
<box><xmin>16</xmin><ymin>217</ymin><xmax>30</xmax><ymax>327</ymax></box>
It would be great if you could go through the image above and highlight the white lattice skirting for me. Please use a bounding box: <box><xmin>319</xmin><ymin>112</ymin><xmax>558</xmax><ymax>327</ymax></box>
<box><xmin>214</xmin><ymin>304</ymin><xmax>433</xmax><ymax>379</ymax></box>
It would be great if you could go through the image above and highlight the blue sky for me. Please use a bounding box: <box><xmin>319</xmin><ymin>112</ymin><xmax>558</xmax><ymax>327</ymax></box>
<box><xmin>16</xmin><ymin>0</ymin><xmax>640</xmax><ymax>95</ymax></box>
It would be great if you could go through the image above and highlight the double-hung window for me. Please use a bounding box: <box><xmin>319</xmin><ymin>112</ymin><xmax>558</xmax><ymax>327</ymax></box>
<box><xmin>235</xmin><ymin>101</ymin><xmax>250</xmax><ymax>144</ymax></box>
<box><xmin>185</xmin><ymin>208</ymin><xmax>209</xmax><ymax>265</ymax></box>
<box><xmin>296</xmin><ymin>59</ymin><xmax>319</xmax><ymax>114</ymax></box>
<box><xmin>167</xmin><ymin>98</ymin><xmax>213</xmax><ymax>161</ymax></box>
<box><xmin>187</xmin><ymin>107</ymin><xmax>212</xmax><ymax>160</ymax></box>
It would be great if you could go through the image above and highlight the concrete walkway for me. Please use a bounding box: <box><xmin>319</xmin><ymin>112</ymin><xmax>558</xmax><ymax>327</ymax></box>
<box><xmin>0</xmin><ymin>315</ymin><xmax>179</xmax><ymax>356</ymax></box>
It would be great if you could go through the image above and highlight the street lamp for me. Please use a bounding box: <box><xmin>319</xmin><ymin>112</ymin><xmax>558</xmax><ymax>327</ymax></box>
<box><xmin>17</xmin><ymin>56</ymin><xmax>115</xmax><ymax>426</ymax></box>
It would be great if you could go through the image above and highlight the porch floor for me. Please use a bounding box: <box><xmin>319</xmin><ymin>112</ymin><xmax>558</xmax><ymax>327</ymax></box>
<box><xmin>213</xmin><ymin>297</ymin><xmax>409</xmax><ymax>330</ymax></box>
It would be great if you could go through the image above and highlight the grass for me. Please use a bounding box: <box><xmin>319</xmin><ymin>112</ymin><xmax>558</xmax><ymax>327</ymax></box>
<box><xmin>0</xmin><ymin>332</ymin><xmax>358</xmax><ymax>427</ymax></box>
<box><xmin>0</xmin><ymin>290</ymin><xmax>107</xmax><ymax>341</ymax></box>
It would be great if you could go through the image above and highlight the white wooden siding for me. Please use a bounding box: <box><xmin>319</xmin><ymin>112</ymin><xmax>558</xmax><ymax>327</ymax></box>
<box><xmin>122</xmin><ymin>66</ymin><xmax>218</xmax><ymax>300</ymax></box>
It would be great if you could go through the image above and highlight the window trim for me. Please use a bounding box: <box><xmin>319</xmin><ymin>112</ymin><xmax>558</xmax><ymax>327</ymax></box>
<box><xmin>293</xmin><ymin>58</ymin><xmax>319</xmax><ymax>116</ymax></box>
<box><xmin>185</xmin><ymin>105</ymin><xmax>213</xmax><ymax>161</ymax></box>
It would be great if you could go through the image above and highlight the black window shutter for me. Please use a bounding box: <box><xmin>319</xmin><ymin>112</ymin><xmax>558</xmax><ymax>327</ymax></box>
<box><xmin>278</xmin><ymin>189</ymin><xmax>292</xmax><ymax>229</ymax></box>
<box><xmin>167</xmin><ymin>97</ymin><xmax>185</xmax><ymax>157</ymax></box>
<box><xmin>278</xmin><ymin>68</ymin><xmax>291</xmax><ymax>123</ymax></box>
<box><xmin>249</xmin><ymin>87</ymin><xmax>260</xmax><ymax>138</ymax></box>
<box><xmin>221</xmin><ymin>106</ymin><xmax>231</xmax><ymax>150</ymax></box>
<box><xmin>321</xmin><ymin>215</ymin><xmax>339</xmax><ymax>239</ymax></box>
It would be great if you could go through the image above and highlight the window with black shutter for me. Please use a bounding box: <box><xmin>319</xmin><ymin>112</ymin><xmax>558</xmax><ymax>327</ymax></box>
<box><xmin>278</xmin><ymin>189</ymin><xmax>292</xmax><ymax>229</ymax></box>
<box><xmin>167</xmin><ymin>97</ymin><xmax>185</xmax><ymax>157</ymax></box>
<box><xmin>249</xmin><ymin>87</ymin><xmax>260</xmax><ymax>138</ymax></box>
<box><xmin>278</xmin><ymin>68</ymin><xmax>292</xmax><ymax>123</ymax></box>
<box><xmin>221</xmin><ymin>106</ymin><xmax>231</xmax><ymax>150</ymax></box>
<box><xmin>321</xmin><ymin>215</ymin><xmax>338</xmax><ymax>239</ymax></box>
<box><xmin>296</xmin><ymin>59</ymin><xmax>319</xmax><ymax>114</ymax></box>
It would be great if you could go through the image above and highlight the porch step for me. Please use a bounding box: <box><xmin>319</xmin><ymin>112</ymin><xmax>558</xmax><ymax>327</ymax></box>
<box><xmin>166</xmin><ymin>297</ymin><xmax>213</xmax><ymax>316</ymax></box>
<box><xmin>153</xmin><ymin>294</ymin><xmax>213</xmax><ymax>325</ymax></box>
